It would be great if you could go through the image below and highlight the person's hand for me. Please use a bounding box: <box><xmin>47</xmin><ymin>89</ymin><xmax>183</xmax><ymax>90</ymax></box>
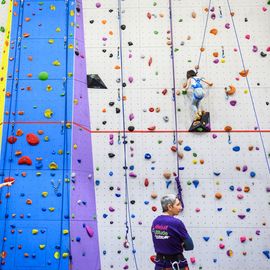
<box><xmin>6</xmin><ymin>180</ymin><xmax>15</xmax><ymax>187</ymax></box>
<box><xmin>194</xmin><ymin>65</ymin><xmax>199</xmax><ymax>70</ymax></box>
<box><xmin>208</xmin><ymin>82</ymin><xmax>213</xmax><ymax>87</ymax></box>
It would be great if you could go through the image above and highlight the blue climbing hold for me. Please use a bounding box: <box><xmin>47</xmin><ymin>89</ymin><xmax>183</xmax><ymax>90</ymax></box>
<box><xmin>229</xmin><ymin>185</ymin><xmax>234</xmax><ymax>191</ymax></box>
<box><xmin>233</xmin><ymin>146</ymin><xmax>240</xmax><ymax>152</ymax></box>
<box><xmin>263</xmin><ymin>250</ymin><xmax>270</xmax><ymax>259</ymax></box>
<box><xmin>144</xmin><ymin>153</ymin><xmax>151</xmax><ymax>159</ymax></box>
<box><xmin>129</xmin><ymin>165</ymin><xmax>135</xmax><ymax>170</ymax></box>
<box><xmin>184</xmin><ymin>146</ymin><xmax>191</xmax><ymax>151</ymax></box>
<box><xmin>115</xmin><ymin>193</ymin><xmax>121</xmax><ymax>197</ymax></box>
<box><xmin>217</xmin><ymin>208</ymin><xmax>223</xmax><ymax>211</ymax></box>
<box><xmin>192</xmin><ymin>179</ymin><xmax>199</xmax><ymax>188</ymax></box>
<box><xmin>179</xmin><ymin>167</ymin><xmax>185</xmax><ymax>170</ymax></box>
<box><xmin>103</xmin><ymin>214</ymin><xmax>108</xmax><ymax>218</ymax></box>
<box><xmin>226</xmin><ymin>230</ymin><xmax>233</xmax><ymax>236</ymax></box>
<box><xmin>203</xmin><ymin>236</ymin><xmax>210</xmax><ymax>242</ymax></box>
<box><xmin>95</xmin><ymin>180</ymin><xmax>100</xmax><ymax>185</ymax></box>
<box><xmin>109</xmin><ymin>171</ymin><xmax>113</xmax><ymax>176</ymax></box>
<box><xmin>166</xmin><ymin>180</ymin><xmax>172</xmax><ymax>188</ymax></box>
<box><xmin>250</xmin><ymin>171</ymin><xmax>256</xmax><ymax>178</ymax></box>
<box><xmin>144</xmin><ymin>201</ymin><xmax>149</xmax><ymax>205</ymax></box>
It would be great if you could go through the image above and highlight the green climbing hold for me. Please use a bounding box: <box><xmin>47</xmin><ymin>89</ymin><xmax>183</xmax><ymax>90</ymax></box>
<box><xmin>39</xmin><ymin>72</ymin><xmax>49</xmax><ymax>81</ymax></box>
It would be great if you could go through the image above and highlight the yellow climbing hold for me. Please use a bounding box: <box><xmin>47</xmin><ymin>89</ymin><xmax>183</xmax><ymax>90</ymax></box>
<box><xmin>52</xmin><ymin>60</ymin><xmax>61</xmax><ymax>66</ymax></box>
<box><xmin>50</xmin><ymin>5</ymin><xmax>56</xmax><ymax>10</ymax></box>
<box><xmin>49</xmin><ymin>162</ymin><xmax>58</xmax><ymax>170</ymax></box>
<box><xmin>73</xmin><ymin>144</ymin><xmax>78</xmax><ymax>149</ymax></box>
<box><xmin>54</xmin><ymin>251</ymin><xmax>60</xmax><ymax>259</ymax></box>
<box><xmin>44</xmin><ymin>109</ymin><xmax>53</xmax><ymax>118</ymax></box>
<box><xmin>58</xmin><ymin>149</ymin><xmax>63</xmax><ymax>155</ymax></box>
<box><xmin>32</xmin><ymin>229</ymin><xmax>39</xmax><ymax>235</ymax></box>
<box><xmin>62</xmin><ymin>253</ymin><xmax>69</xmax><ymax>258</ymax></box>
<box><xmin>68</xmin><ymin>72</ymin><xmax>73</xmax><ymax>77</ymax></box>
<box><xmin>70</xmin><ymin>10</ymin><xmax>74</xmax><ymax>16</ymax></box>
<box><xmin>244</xmin><ymin>89</ymin><xmax>248</xmax><ymax>94</ymax></box>
<box><xmin>192</xmin><ymin>159</ymin><xmax>197</xmax><ymax>164</ymax></box>
<box><xmin>46</xmin><ymin>85</ymin><xmax>53</xmax><ymax>91</ymax></box>
<box><xmin>74</xmin><ymin>98</ymin><xmax>78</xmax><ymax>105</ymax></box>
<box><xmin>66</xmin><ymin>122</ymin><xmax>71</xmax><ymax>128</ymax></box>
<box><xmin>39</xmin><ymin>244</ymin><xmax>46</xmax><ymax>250</ymax></box>
<box><xmin>49</xmin><ymin>207</ymin><xmax>55</xmax><ymax>212</ymax></box>
<box><xmin>48</xmin><ymin>39</ymin><xmax>54</xmax><ymax>44</ymax></box>
<box><xmin>68</xmin><ymin>44</ymin><xmax>74</xmax><ymax>49</ymax></box>
<box><xmin>44</xmin><ymin>136</ymin><xmax>49</xmax><ymax>141</ymax></box>
<box><xmin>56</xmin><ymin>27</ymin><xmax>61</xmax><ymax>32</ymax></box>
<box><xmin>63</xmin><ymin>229</ymin><xmax>69</xmax><ymax>235</ymax></box>
<box><xmin>41</xmin><ymin>192</ymin><xmax>48</xmax><ymax>197</ymax></box>
<box><xmin>221</xmin><ymin>58</ymin><xmax>225</xmax><ymax>63</ymax></box>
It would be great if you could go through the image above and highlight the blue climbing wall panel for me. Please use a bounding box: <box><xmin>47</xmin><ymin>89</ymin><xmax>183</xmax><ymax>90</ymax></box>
<box><xmin>0</xmin><ymin>0</ymin><xmax>74</xmax><ymax>269</ymax></box>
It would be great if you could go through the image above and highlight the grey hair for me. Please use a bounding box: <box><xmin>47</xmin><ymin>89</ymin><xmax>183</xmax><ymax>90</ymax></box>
<box><xmin>161</xmin><ymin>194</ymin><xmax>178</xmax><ymax>212</ymax></box>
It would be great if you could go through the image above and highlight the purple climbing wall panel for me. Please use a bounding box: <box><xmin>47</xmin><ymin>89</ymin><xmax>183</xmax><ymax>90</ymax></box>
<box><xmin>70</xmin><ymin>0</ymin><xmax>101</xmax><ymax>269</ymax></box>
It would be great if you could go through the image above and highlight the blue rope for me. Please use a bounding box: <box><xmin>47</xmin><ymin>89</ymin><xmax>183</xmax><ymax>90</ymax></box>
<box><xmin>226</xmin><ymin>0</ymin><xmax>270</xmax><ymax>175</ymax></box>
<box><xmin>57</xmin><ymin>0</ymin><xmax>71</xmax><ymax>269</ymax></box>
<box><xmin>0</xmin><ymin>1</ymin><xmax>24</xmax><ymax>264</ymax></box>
<box><xmin>197</xmin><ymin>0</ymin><xmax>212</xmax><ymax>68</ymax></box>
<box><xmin>117</xmin><ymin>1</ymin><xmax>139</xmax><ymax>269</ymax></box>
<box><xmin>168</xmin><ymin>0</ymin><xmax>184</xmax><ymax>208</ymax></box>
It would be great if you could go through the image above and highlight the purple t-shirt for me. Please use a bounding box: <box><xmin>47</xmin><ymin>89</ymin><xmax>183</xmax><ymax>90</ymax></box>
<box><xmin>151</xmin><ymin>215</ymin><xmax>190</xmax><ymax>255</ymax></box>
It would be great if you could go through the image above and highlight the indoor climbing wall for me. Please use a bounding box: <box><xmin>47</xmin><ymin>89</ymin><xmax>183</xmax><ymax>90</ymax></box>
<box><xmin>83</xmin><ymin>0</ymin><xmax>270</xmax><ymax>270</ymax></box>
<box><xmin>0</xmin><ymin>0</ymin><xmax>92</xmax><ymax>269</ymax></box>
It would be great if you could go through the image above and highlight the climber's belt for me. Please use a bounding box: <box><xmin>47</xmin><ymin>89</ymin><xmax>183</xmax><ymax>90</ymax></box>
<box><xmin>156</xmin><ymin>253</ymin><xmax>185</xmax><ymax>261</ymax></box>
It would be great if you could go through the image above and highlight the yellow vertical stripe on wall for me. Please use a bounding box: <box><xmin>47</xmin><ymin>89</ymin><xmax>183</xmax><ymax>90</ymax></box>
<box><xmin>0</xmin><ymin>0</ymin><xmax>13</xmax><ymax>151</ymax></box>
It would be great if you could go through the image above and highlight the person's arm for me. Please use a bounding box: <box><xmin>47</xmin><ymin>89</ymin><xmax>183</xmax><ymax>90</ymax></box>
<box><xmin>201</xmin><ymin>78</ymin><xmax>213</xmax><ymax>87</ymax></box>
<box><xmin>182</xmin><ymin>78</ymin><xmax>191</xmax><ymax>90</ymax></box>
<box><xmin>182</xmin><ymin>236</ymin><xmax>194</xmax><ymax>251</ymax></box>
<box><xmin>0</xmin><ymin>181</ymin><xmax>14</xmax><ymax>189</ymax></box>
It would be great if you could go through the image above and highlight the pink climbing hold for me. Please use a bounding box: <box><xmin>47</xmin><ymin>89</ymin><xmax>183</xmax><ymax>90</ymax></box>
<box><xmin>26</xmin><ymin>133</ymin><xmax>40</xmax><ymax>146</ymax></box>
<box><xmin>240</xmin><ymin>236</ymin><xmax>246</xmax><ymax>243</ymax></box>
<box><xmin>129</xmin><ymin>113</ymin><xmax>134</xmax><ymax>121</ymax></box>
<box><xmin>128</xmin><ymin>76</ymin><xmax>134</xmax><ymax>83</ymax></box>
<box><xmin>86</xmin><ymin>225</ymin><xmax>94</xmax><ymax>237</ymax></box>
<box><xmin>147</xmin><ymin>12</ymin><xmax>152</xmax><ymax>20</ymax></box>
<box><xmin>266</xmin><ymin>46</ymin><xmax>270</xmax><ymax>52</ymax></box>
<box><xmin>245</xmin><ymin>34</ymin><xmax>250</xmax><ymax>40</ymax></box>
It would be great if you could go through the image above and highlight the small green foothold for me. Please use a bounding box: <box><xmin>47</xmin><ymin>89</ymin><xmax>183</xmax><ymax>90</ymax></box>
<box><xmin>33</xmin><ymin>105</ymin><xmax>37</xmax><ymax>109</ymax></box>
<box><xmin>182</xmin><ymin>90</ymin><xmax>187</xmax><ymax>95</ymax></box>
<box><xmin>117</xmin><ymin>236</ymin><xmax>121</xmax><ymax>239</ymax></box>
<box><xmin>154</xmin><ymin>30</ymin><xmax>159</xmax><ymax>35</ymax></box>
<box><xmin>179</xmin><ymin>19</ymin><xmax>183</xmax><ymax>22</ymax></box>
<box><xmin>158</xmin><ymin>140</ymin><xmax>162</xmax><ymax>144</ymax></box>
<box><xmin>187</xmin><ymin>180</ymin><xmax>192</xmax><ymax>185</ymax></box>
<box><xmin>96</xmin><ymin>167</ymin><xmax>100</xmax><ymax>171</ymax></box>
<box><xmin>268</xmin><ymin>1</ymin><xmax>270</xmax><ymax>5</ymax></box>
<box><xmin>193</xmin><ymin>153</ymin><xmax>197</xmax><ymax>157</ymax></box>
<box><xmin>71</xmin><ymin>213</ymin><xmax>75</xmax><ymax>218</ymax></box>
<box><xmin>177</xmin><ymin>108</ymin><xmax>181</xmax><ymax>112</ymax></box>
<box><xmin>174</xmin><ymin>48</ymin><xmax>179</xmax><ymax>52</ymax></box>
<box><xmin>188</xmin><ymin>60</ymin><xmax>192</xmax><ymax>63</ymax></box>
<box><xmin>155</xmin><ymin>71</ymin><xmax>159</xmax><ymax>75</ymax></box>
<box><xmin>153</xmin><ymin>2</ymin><xmax>157</xmax><ymax>6</ymax></box>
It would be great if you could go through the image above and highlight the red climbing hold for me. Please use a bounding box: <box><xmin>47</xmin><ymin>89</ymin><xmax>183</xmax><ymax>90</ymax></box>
<box><xmin>26</xmin><ymin>133</ymin><xmax>40</xmax><ymax>146</ymax></box>
<box><xmin>4</xmin><ymin>177</ymin><xmax>15</xmax><ymax>183</ymax></box>
<box><xmin>7</xmin><ymin>136</ymin><xmax>17</xmax><ymax>144</ymax></box>
<box><xmin>144</xmin><ymin>178</ymin><xmax>149</xmax><ymax>187</ymax></box>
<box><xmin>148</xmin><ymin>57</ymin><xmax>153</xmax><ymax>67</ymax></box>
<box><xmin>18</xmin><ymin>156</ymin><xmax>32</xmax><ymax>166</ymax></box>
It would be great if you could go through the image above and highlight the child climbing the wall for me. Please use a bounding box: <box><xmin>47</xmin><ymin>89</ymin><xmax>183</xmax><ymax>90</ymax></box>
<box><xmin>0</xmin><ymin>180</ymin><xmax>14</xmax><ymax>189</ymax></box>
<box><xmin>182</xmin><ymin>68</ymin><xmax>213</xmax><ymax>121</ymax></box>
<box><xmin>151</xmin><ymin>194</ymin><xmax>194</xmax><ymax>270</ymax></box>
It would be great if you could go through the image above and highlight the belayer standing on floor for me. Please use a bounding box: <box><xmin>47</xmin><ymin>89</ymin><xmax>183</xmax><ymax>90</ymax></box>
<box><xmin>151</xmin><ymin>194</ymin><xmax>194</xmax><ymax>270</ymax></box>
<box><xmin>182</xmin><ymin>68</ymin><xmax>213</xmax><ymax>120</ymax></box>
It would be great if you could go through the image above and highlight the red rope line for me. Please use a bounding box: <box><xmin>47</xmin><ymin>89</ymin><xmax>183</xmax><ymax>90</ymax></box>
<box><xmin>1</xmin><ymin>121</ymin><xmax>270</xmax><ymax>134</ymax></box>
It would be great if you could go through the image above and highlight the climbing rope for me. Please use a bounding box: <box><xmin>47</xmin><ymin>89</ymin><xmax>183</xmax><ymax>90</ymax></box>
<box><xmin>0</xmin><ymin>0</ymin><xmax>24</xmax><ymax>263</ymax></box>
<box><xmin>197</xmin><ymin>0</ymin><xmax>212</xmax><ymax>68</ymax></box>
<box><xmin>117</xmin><ymin>1</ymin><xmax>139</xmax><ymax>269</ymax></box>
<box><xmin>168</xmin><ymin>0</ymin><xmax>184</xmax><ymax>207</ymax></box>
<box><xmin>226</xmin><ymin>0</ymin><xmax>270</xmax><ymax>175</ymax></box>
<box><xmin>57</xmin><ymin>0</ymin><xmax>72</xmax><ymax>268</ymax></box>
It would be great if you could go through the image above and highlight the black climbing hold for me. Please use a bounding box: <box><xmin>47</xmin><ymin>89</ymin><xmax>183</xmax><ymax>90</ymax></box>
<box><xmin>75</xmin><ymin>50</ymin><xmax>79</xmax><ymax>56</ymax></box>
<box><xmin>102</xmin><ymin>121</ymin><xmax>107</xmax><ymax>125</ymax></box>
<box><xmin>266</xmin><ymin>102</ymin><xmax>269</xmax><ymax>105</ymax></box>
<box><xmin>108</xmin><ymin>153</ymin><xmax>115</xmax><ymax>158</ymax></box>
<box><xmin>128</xmin><ymin>126</ymin><xmax>135</xmax><ymax>132</ymax></box>
<box><xmin>109</xmin><ymin>102</ymin><xmax>115</xmax><ymax>106</ymax></box>
<box><xmin>110</xmin><ymin>221</ymin><xmax>114</xmax><ymax>224</ymax></box>
<box><xmin>109</xmin><ymin>53</ymin><xmax>113</xmax><ymax>58</ymax></box>
<box><xmin>87</xmin><ymin>74</ymin><xmax>107</xmax><ymax>89</ymax></box>
<box><xmin>121</xmin><ymin>25</ymin><xmax>126</xmax><ymax>30</ymax></box>
<box><xmin>89</xmin><ymin>20</ymin><xmax>94</xmax><ymax>24</ymax></box>
<box><xmin>109</xmin><ymin>9</ymin><xmax>113</xmax><ymax>13</ymax></box>
<box><xmin>123</xmin><ymin>166</ymin><xmax>128</xmax><ymax>169</ymax></box>
<box><xmin>189</xmin><ymin>112</ymin><xmax>211</xmax><ymax>132</ymax></box>
<box><xmin>123</xmin><ymin>141</ymin><xmax>127</xmax><ymax>144</ymax></box>
<box><xmin>130</xmin><ymin>140</ymin><xmax>134</xmax><ymax>144</ymax></box>
<box><xmin>102</xmin><ymin>49</ymin><xmax>107</xmax><ymax>53</ymax></box>
<box><xmin>122</xmin><ymin>82</ymin><xmax>126</xmax><ymax>87</ymax></box>
<box><xmin>244</xmin><ymin>18</ymin><xmax>248</xmax><ymax>22</ymax></box>
<box><xmin>128</xmin><ymin>41</ymin><xmax>133</xmax><ymax>46</ymax></box>
<box><xmin>130</xmin><ymin>200</ymin><xmax>135</xmax><ymax>204</ymax></box>
<box><xmin>109</xmin><ymin>186</ymin><xmax>114</xmax><ymax>191</ymax></box>
<box><xmin>117</xmin><ymin>250</ymin><xmax>121</xmax><ymax>254</ymax></box>
<box><xmin>116</xmin><ymin>108</ymin><xmax>121</xmax><ymax>113</ymax></box>
<box><xmin>260</xmin><ymin>51</ymin><xmax>267</xmax><ymax>57</ymax></box>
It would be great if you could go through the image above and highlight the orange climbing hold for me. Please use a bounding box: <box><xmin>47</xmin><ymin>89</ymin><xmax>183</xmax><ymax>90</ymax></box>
<box><xmin>210</xmin><ymin>28</ymin><xmax>218</xmax><ymax>35</ymax></box>
<box><xmin>224</xmin><ymin>126</ymin><xmax>232</xmax><ymax>132</ymax></box>
<box><xmin>226</xmin><ymin>85</ymin><xmax>236</xmax><ymax>96</ymax></box>
<box><xmin>23</xmin><ymin>33</ymin><xmax>30</xmax><ymax>38</ymax></box>
<box><xmin>26</xmin><ymin>199</ymin><xmax>32</xmax><ymax>205</ymax></box>
<box><xmin>101</xmin><ymin>19</ymin><xmax>107</xmax><ymax>24</ymax></box>
<box><xmin>213</xmin><ymin>52</ymin><xmax>219</xmax><ymax>57</ymax></box>
<box><xmin>114</xmin><ymin>65</ymin><xmax>120</xmax><ymax>70</ymax></box>
<box><xmin>215</xmin><ymin>192</ymin><xmax>222</xmax><ymax>199</ymax></box>
<box><xmin>16</xmin><ymin>129</ymin><xmax>23</xmax><ymax>136</ymax></box>
<box><xmin>239</xmin><ymin>69</ymin><xmax>249</xmax><ymax>77</ymax></box>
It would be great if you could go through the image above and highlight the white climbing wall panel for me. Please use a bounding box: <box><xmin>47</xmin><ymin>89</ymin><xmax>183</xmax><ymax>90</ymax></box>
<box><xmin>83</xmin><ymin>0</ymin><xmax>270</xmax><ymax>270</ymax></box>
<box><xmin>0</xmin><ymin>2</ymin><xmax>9</xmax><ymax>68</ymax></box>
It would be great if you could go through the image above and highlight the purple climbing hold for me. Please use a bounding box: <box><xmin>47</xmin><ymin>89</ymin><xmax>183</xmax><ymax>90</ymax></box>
<box><xmin>242</xmin><ymin>165</ymin><xmax>248</xmax><ymax>172</ymax></box>
<box><xmin>230</xmin><ymin>100</ymin><xmax>237</xmax><ymax>106</ymax></box>
<box><xmin>129</xmin><ymin>113</ymin><xmax>134</xmax><ymax>121</ymax></box>
<box><xmin>212</xmin><ymin>134</ymin><xmax>217</xmax><ymax>139</ymax></box>
<box><xmin>252</xmin><ymin>45</ymin><xmax>258</xmax><ymax>52</ymax></box>
<box><xmin>129</xmin><ymin>172</ymin><xmax>137</xmax><ymax>178</ymax></box>
<box><xmin>109</xmin><ymin>206</ymin><xmax>115</xmax><ymax>212</ymax></box>
<box><xmin>238</xmin><ymin>214</ymin><xmax>246</xmax><ymax>219</ymax></box>
<box><xmin>86</xmin><ymin>226</ymin><xmax>94</xmax><ymax>237</ymax></box>
<box><xmin>96</xmin><ymin>2</ymin><xmax>101</xmax><ymax>8</ymax></box>
<box><xmin>128</xmin><ymin>76</ymin><xmax>134</xmax><ymax>83</ymax></box>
